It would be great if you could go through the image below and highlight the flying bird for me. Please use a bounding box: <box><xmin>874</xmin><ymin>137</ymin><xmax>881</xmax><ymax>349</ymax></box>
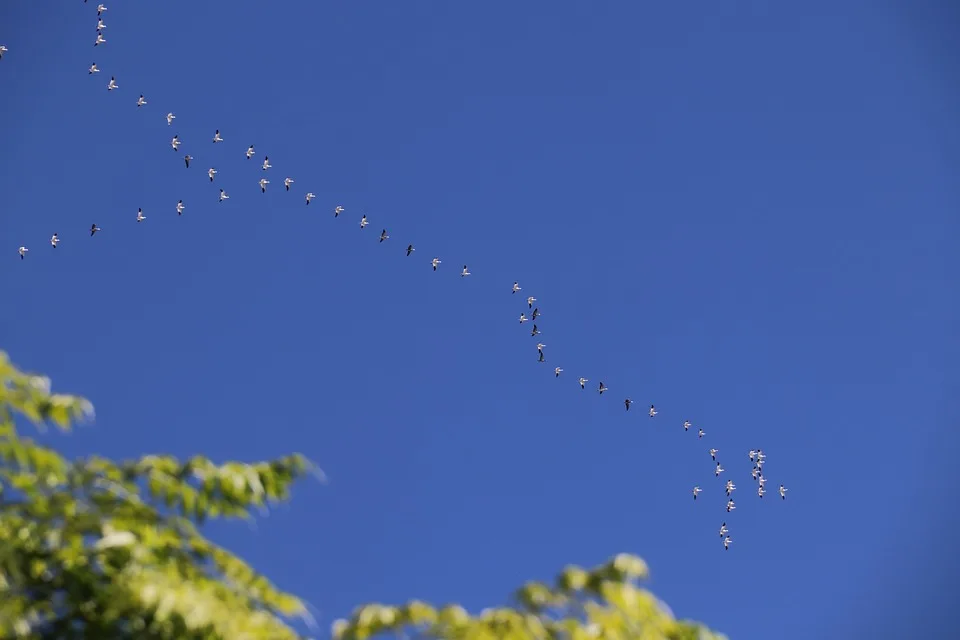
<box><xmin>262</xmin><ymin>156</ymin><xmax>271</xmax><ymax>171</ymax></box>
<box><xmin>284</xmin><ymin>177</ymin><xmax>294</xmax><ymax>191</ymax></box>
<box><xmin>536</xmin><ymin>343</ymin><xmax>546</xmax><ymax>354</ymax></box>
<box><xmin>598</xmin><ymin>382</ymin><xmax>608</xmax><ymax>395</ymax></box>
<box><xmin>431</xmin><ymin>257</ymin><xmax>441</xmax><ymax>271</ymax></box>
<box><xmin>512</xmin><ymin>282</ymin><xmax>521</xmax><ymax>294</ymax></box>
<box><xmin>578</xmin><ymin>377</ymin><xmax>588</xmax><ymax>389</ymax></box>
<box><xmin>136</xmin><ymin>208</ymin><xmax>145</xmax><ymax>222</ymax></box>
<box><xmin>18</xmin><ymin>246</ymin><xmax>28</xmax><ymax>260</ymax></box>
<box><xmin>715</xmin><ymin>463</ymin><xmax>724</xmax><ymax>477</ymax></box>
<box><xmin>171</xmin><ymin>135</ymin><xmax>180</xmax><ymax>151</ymax></box>
<box><xmin>554</xmin><ymin>367</ymin><xmax>563</xmax><ymax>377</ymax></box>
<box><xmin>519</xmin><ymin>314</ymin><xmax>528</xmax><ymax>324</ymax></box>
<box><xmin>208</xmin><ymin>167</ymin><xmax>217</xmax><ymax>182</ymax></box>
<box><xmin>649</xmin><ymin>405</ymin><xmax>657</xmax><ymax>417</ymax></box>
<box><xmin>0</xmin><ymin>46</ymin><xmax>7</xmax><ymax>60</ymax></box>
<box><xmin>246</xmin><ymin>145</ymin><xmax>255</xmax><ymax>159</ymax></box>
<box><xmin>359</xmin><ymin>215</ymin><xmax>368</xmax><ymax>229</ymax></box>
<box><xmin>184</xmin><ymin>154</ymin><xmax>193</xmax><ymax>168</ymax></box>
<box><xmin>758</xmin><ymin>485</ymin><xmax>766</xmax><ymax>498</ymax></box>
<box><xmin>219</xmin><ymin>189</ymin><xmax>229</xmax><ymax>202</ymax></box>
<box><xmin>698</xmin><ymin>428</ymin><xmax>705</xmax><ymax>439</ymax></box>
<box><xmin>50</xmin><ymin>234</ymin><xmax>59</xmax><ymax>248</ymax></box>
<box><xmin>726</xmin><ymin>499</ymin><xmax>736</xmax><ymax>513</ymax></box>
<box><xmin>379</xmin><ymin>229</ymin><xmax>389</xmax><ymax>243</ymax></box>
<box><xmin>106</xmin><ymin>76</ymin><xmax>117</xmax><ymax>90</ymax></box>
<box><xmin>166</xmin><ymin>112</ymin><xmax>175</xmax><ymax>125</ymax></box>
<box><xmin>779</xmin><ymin>484</ymin><xmax>787</xmax><ymax>500</ymax></box>
<box><xmin>538</xmin><ymin>351</ymin><xmax>545</xmax><ymax>363</ymax></box>
<box><xmin>176</xmin><ymin>200</ymin><xmax>184</xmax><ymax>215</ymax></box>
<box><xmin>723</xmin><ymin>536</ymin><xmax>732</xmax><ymax>551</ymax></box>
<box><xmin>725</xmin><ymin>480</ymin><xmax>736</xmax><ymax>497</ymax></box>
<box><xmin>305</xmin><ymin>193</ymin><xmax>315</xmax><ymax>205</ymax></box>
<box><xmin>527</xmin><ymin>296</ymin><xmax>536</xmax><ymax>308</ymax></box>
<box><xmin>709</xmin><ymin>448</ymin><xmax>718</xmax><ymax>461</ymax></box>
<box><xmin>719</xmin><ymin>523</ymin><xmax>728</xmax><ymax>538</ymax></box>
<box><xmin>532</xmin><ymin>307</ymin><xmax>540</xmax><ymax>320</ymax></box>
<box><xmin>406</xmin><ymin>244</ymin><xmax>415</xmax><ymax>257</ymax></box>
<box><xmin>334</xmin><ymin>205</ymin><xmax>344</xmax><ymax>217</ymax></box>
<box><xmin>213</xmin><ymin>129</ymin><xmax>223</xmax><ymax>143</ymax></box>
<box><xmin>97</xmin><ymin>4</ymin><xmax>107</xmax><ymax>15</ymax></box>
<box><xmin>683</xmin><ymin>420</ymin><xmax>691</xmax><ymax>431</ymax></box>
<box><xmin>259</xmin><ymin>178</ymin><xmax>269</xmax><ymax>193</ymax></box>
<box><xmin>136</xmin><ymin>94</ymin><xmax>147</xmax><ymax>107</ymax></box>
<box><xmin>95</xmin><ymin>34</ymin><xmax>106</xmax><ymax>47</ymax></box>
<box><xmin>461</xmin><ymin>265</ymin><xmax>470</xmax><ymax>277</ymax></box>
<box><xmin>88</xmin><ymin>63</ymin><xmax>99</xmax><ymax>74</ymax></box>
<box><xmin>692</xmin><ymin>486</ymin><xmax>702</xmax><ymax>500</ymax></box>
<box><xmin>625</xmin><ymin>398</ymin><xmax>633</xmax><ymax>411</ymax></box>
<box><xmin>90</xmin><ymin>223</ymin><xmax>101</xmax><ymax>236</ymax></box>
<box><xmin>530</xmin><ymin>324</ymin><xmax>540</xmax><ymax>337</ymax></box>
<box><xmin>96</xmin><ymin>19</ymin><xmax>106</xmax><ymax>31</ymax></box>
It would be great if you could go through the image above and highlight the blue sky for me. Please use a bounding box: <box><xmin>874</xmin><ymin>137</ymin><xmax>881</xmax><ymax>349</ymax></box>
<box><xmin>1</xmin><ymin>1</ymin><xmax>957</xmax><ymax>638</ymax></box>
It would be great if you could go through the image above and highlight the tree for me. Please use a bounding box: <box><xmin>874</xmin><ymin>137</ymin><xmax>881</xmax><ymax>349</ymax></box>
<box><xmin>1</xmin><ymin>351</ymin><xmax>725</xmax><ymax>639</ymax></box>
<box><xmin>331</xmin><ymin>553</ymin><xmax>727</xmax><ymax>640</ymax></box>
<box><xmin>0</xmin><ymin>350</ymin><xmax>318</xmax><ymax>639</ymax></box>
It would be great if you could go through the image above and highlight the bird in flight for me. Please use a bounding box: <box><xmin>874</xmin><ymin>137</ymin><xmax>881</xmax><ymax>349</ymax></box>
<box><xmin>379</xmin><ymin>229</ymin><xmax>389</xmax><ymax>243</ymax></box>
<box><xmin>95</xmin><ymin>34</ymin><xmax>106</xmax><ymax>47</ymax></box>
<box><xmin>88</xmin><ymin>62</ymin><xmax>99</xmax><ymax>74</ymax></box>
<box><xmin>406</xmin><ymin>244</ymin><xmax>415</xmax><ymax>257</ymax></box>
<box><xmin>136</xmin><ymin>208</ymin><xmax>146</xmax><ymax>222</ymax></box>
<box><xmin>625</xmin><ymin>398</ymin><xmax>633</xmax><ymax>411</ymax></box>
<box><xmin>709</xmin><ymin>448</ymin><xmax>718</xmax><ymax>461</ymax></box>
<box><xmin>176</xmin><ymin>200</ymin><xmax>184</xmax><ymax>216</ymax></box>
<box><xmin>532</xmin><ymin>307</ymin><xmax>540</xmax><ymax>320</ymax></box>
<box><xmin>530</xmin><ymin>324</ymin><xmax>540</xmax><ymax>337</ymax></box>
<box><xmin>171</xmin><ymin>135</ymin><xmax>180</xmax><ymax>151</ymax></box>
<box><xmin>90</xmin><ymin>223</ymin><xmax>101</xmax><ymax>237</ymax></box>
<box><xmin>284</xmin><ymin>177</ymin><xmax>294</xmax><ymax>191</ymax></box>
<box><xmin>50</xmin><ymin>234</ymin><xmax>59</xmax><ymax>248</ymax></box>
<box><xmin>692</xmin><ymin>486</ymin><xmax>702</xmax><ymax>500</ymax></box>
<box><xmin>18</xmin><ymin>246</ymin><xmax>28</xmax><ymax>260</ymax></box>
<box><xmin>359</xmin><ymin>215</ymin><xmax>368</xmax><ymax>229</ymax></box>
<box><xmin>213</xmin><ymin>129</ymin><xmax>223</xmax><ymax>143</ymax></box>
<box><xmin>219</xmin><ymin>189</ymin><xmax>229</xmax><ymax>202</ymax></box>
<box><xmin>0</xmin><ymin>46</ymin><xmax>8</xmax><ymax>60</ymax></box>
<box><xmin>726</xmin><ymin>499</ymin><xmax>736</xmax><ymax>513</ymax></box>
<box><xmin>106</xmin><ymin>76</ymin><xmax>117</xmax><ymax>90</ymax></box>
<box><xmin>97</xmin><ymin>4</ymin><xmax>107</xmax><ymax>16</ymax></box>
<box><xmin>97</xmin><ymin>18</ymin><xmax>106</xmax><ymax>31</ymax></box>
<box><xmin>578</xmin><ymin>377</ymin><xmax>588</xmax><ymax>389</ymax></box>
<box><xmin>461</xmin><ymin>265</ymin><xmax>471</xmax><ymax>277</ymax></box>
<box><xmin>512</xmin><ymin>281</ymin><xmax>521</xmax><ymax>294</ymax></box>
<box><xmin>166</xmin><ymin>112</ymin><xmax>175</xmax><ymax>126</ymax></box>
<box><xmin>714</xmin><ymin>463</ymin><xmax>724</xmax><ymax>477</ymax></box>
<box><xmin>526</xmin><ymin>296</ymin><xmax>536</xmax><ymax>308</ymax></box>
<box><xmin>431</xmin><ymin>257</ymin><xmax>441</xmax><ymax>271</ymax></box>
<box><xmin>598</xmin><ymin>381</ymin><xmax>608</xmax><ymax>395</ymax></box>
<box><xmin>305</xmin><ymin>193</ymin><xmax>315</xmax><ymax>205</ymax></box>
<box><xmin>208</xmin><ymin>167</ymin><xmax>217</xmax><ymax>182</ymax></box>
<box><xmin>334</xmin><ymin>205</ymin><xmax>344</xmax><ymax>217</ymax></box>
<box><xmin>698</xmin><ymin>428</ymin><xmax>705</xmax><ymax>439</ymax></box>
<box><xmin>246</xmin><ymin>145</ymin><xmax>255</xmax><ymax>160</ymax></box>
<box><xmin>683</xmin><ymin>421</ymin><xmax>691</xmax><ymax>431</ymax></box>
<box><xmin>725</xmin><ymin>480</ymin><xmax>736</xmax><ymax>497</ymax></box>
<box><xmin>262</xmin><ymin>156</ymin><xmax>271</xmax><ymax>171</ymax></box>
<box><xmin>184</xmin><ymin>154</ymin><xmax>193</xmax><ymax>169</ymax></box>
<box><xmin>519</xmin><ymin>313</ymin><xmax>528</xmax><ymax>324</ymax></box>
<box><xmin>259</xmin><ymin>178</ymin><xmax>269</xmax><ymax>193</ymax></box>
<box><xmin>723</xmin><ymin>536</ymin><xmax>732</xmax><ymax>551</ymax></box>
<box><xmin>719</xmin><ymin>522</ymin><xmax>728</xmax><ymax>538</ymax></box>
<box><xmin>554</xmin><ymin>367</ymin><xmax>563</xmax><ymax>377</ymax></box>
<box><xmin>779</xmin><ymin>484</ymin><xmax>788</xmax><ymax>500</ymax></box>
<box><xmin>137</xmin><ymin>94</ymin><xmax>147</xmax><ymax>107</ymax></box>
<box><xmin>649</xmin><ymin>405</ymin><xmax>657</xmax><ymax>417</ymax></box>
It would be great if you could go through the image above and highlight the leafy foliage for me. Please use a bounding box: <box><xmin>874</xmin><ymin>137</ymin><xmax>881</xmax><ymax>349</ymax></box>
<box><xmin>332</xmin><ymin>553</ymin><xmax>727</xmax><ymax>640</ymax></box>
<box><xmin>0</xmin><ymin>351</ymin><xmax>318</xmax><ymax>639</ymax></box>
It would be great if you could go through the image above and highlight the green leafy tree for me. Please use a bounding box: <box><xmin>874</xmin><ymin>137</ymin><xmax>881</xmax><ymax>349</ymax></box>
<box><xmin>1</xmin><ymin>351</ymin><xmax>724</xmax><ymax>639</ymax></box>
<box><xmin>331</xmin><ymin>554</ymin><xmax>726</xmax><ymax>640</ymax></box>
<box><xmin>0</xmin><ymin>351</ymin><xmax>319</xmax><ymax>639</ymax></box>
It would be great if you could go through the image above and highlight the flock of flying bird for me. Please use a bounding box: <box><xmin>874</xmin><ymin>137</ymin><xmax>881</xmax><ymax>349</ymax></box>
<box><xmin>4</xmin><ymin>2</ymin><xmax>790</xmax><ymax>551</ymax></box>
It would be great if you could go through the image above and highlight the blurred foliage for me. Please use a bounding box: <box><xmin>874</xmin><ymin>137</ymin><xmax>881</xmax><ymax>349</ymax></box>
<box><xmin>0</xmin><ymin>351</ymin><xmax>318</xmax><ymax>639</ymax></box>
<box><xmin>332</xmin><ymin>553</ymin><xmax>727</xmax><ymax>640</ymax></box>
<box><xmin>0</xmin><ymin>351</ymin><xmax>725</xmax><ymax>640</ymax></box>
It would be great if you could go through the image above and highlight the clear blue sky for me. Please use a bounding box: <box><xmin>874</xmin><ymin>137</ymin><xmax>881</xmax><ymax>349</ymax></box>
<box><xmin>1</xmin><ymin>2</ymin><xmax>957</xmax><ymax>638</ymax></box>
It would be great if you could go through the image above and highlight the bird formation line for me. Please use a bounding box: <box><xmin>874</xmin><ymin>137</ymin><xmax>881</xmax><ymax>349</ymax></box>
<box><xmin>4</xmin><ymin>3</ymin><xmax>790</xmax><ymax>551</ymax></box>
